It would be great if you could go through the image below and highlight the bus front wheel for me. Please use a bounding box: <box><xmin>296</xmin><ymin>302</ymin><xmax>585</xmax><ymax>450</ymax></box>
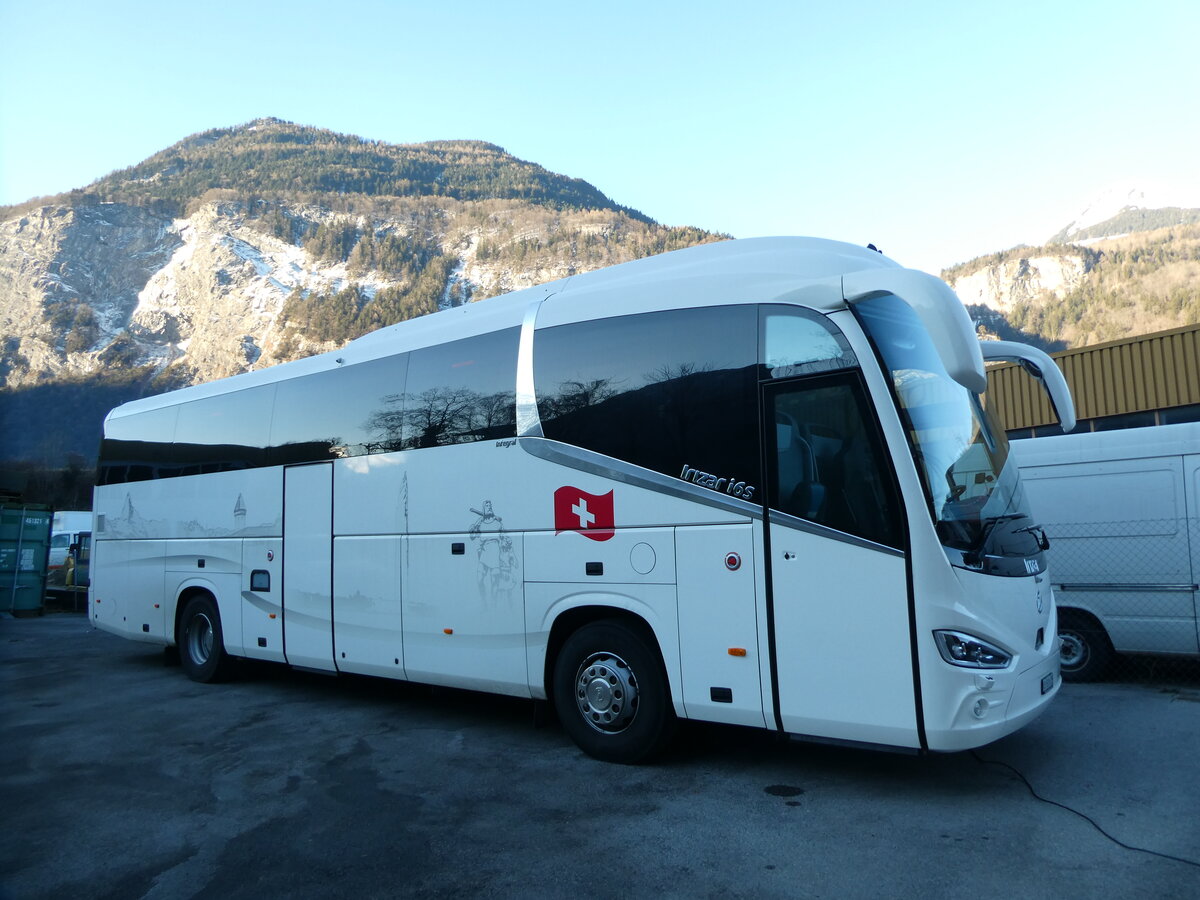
<box><xmin>553</xmin><ymin>620</ymin><xmax>676</xmax><ymax>764</ymax></box>
<box><xmin>178</xmin><ymin>595</ymin><xmax>233</xmax><ymax>683</ymax></box>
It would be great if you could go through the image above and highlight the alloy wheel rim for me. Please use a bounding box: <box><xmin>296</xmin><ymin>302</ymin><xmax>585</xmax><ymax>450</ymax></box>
<box><xmin>574</xmin><ymin>651</ymin><xmax>640</xmax><ymax>734</ymax></box>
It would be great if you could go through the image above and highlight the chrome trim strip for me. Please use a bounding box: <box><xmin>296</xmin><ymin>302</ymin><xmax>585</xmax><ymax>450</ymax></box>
<box><xmin>516</xmin><ymin>294</ymin><xmax>548</xmax><ymax>437</ymax></box>
<box><xmin>1055</xmin><ymin>582</ymin><xmax>1199</xmax><ymax>593</ymax></box>
<box><xmin>767</xmin><ymin>509</ymin><xmax>906</xmax><ymax>557</ymax></box>
<box><xmin>519</xmin><ymin>438</ymin><xmax>760</xmax><ymax>520</ymax></box>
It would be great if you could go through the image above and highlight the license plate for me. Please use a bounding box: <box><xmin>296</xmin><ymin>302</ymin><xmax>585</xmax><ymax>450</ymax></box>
<box><xmin>1041</xmin><ymin>672</ymin><xmax>1055</xmax><ymax>695</ymax></box>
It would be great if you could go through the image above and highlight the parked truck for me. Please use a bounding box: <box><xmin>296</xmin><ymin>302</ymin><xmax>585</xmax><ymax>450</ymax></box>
<box><xmin>1012</xmin><ymin>421</ymin><xmax>1200</xmax><ymax>680</ymax></box>
<box><xmin>48</xmin><ymin>510</ymin><xmax>91</xmax><ymax>572</ymax></box>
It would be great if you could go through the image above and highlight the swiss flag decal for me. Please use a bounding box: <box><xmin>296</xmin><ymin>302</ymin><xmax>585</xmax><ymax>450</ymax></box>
<box><xmin>554</xmin><ymin>486</ymin><xmax>615</xmax><ymax>541</ymax></box>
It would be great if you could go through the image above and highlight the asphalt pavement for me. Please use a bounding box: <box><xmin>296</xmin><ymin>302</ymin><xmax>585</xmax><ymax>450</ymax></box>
<box><xmin>2</xmin><ymin>613</ymin><xmax>1198</xmax><ymax>899</ymax></box>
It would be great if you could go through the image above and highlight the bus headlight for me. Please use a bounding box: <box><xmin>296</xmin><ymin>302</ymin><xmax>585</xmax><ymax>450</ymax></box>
<box><xmin>934</xmin><ymin>630</ymin><xmax>1012</xmax><ymax>669</ymax></box>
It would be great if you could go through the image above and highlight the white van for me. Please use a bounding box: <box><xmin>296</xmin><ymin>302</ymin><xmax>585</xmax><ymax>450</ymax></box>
<box><xmin>1012</xmin><ymin>422</ymin><xmax>1200</xmax><ymax>680</ymax></box>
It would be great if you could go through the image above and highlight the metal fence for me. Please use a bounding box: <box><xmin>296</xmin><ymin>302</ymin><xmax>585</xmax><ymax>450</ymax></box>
<box><xmin>1044</xmin><ymin>517</ymin><xmax>1200</xmax><ymax>683</ymax></box>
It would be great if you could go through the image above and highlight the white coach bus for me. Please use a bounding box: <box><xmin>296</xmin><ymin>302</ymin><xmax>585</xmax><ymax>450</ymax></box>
<box><xmin>91</xmin><ymin>237</ymin><xmax>1069</xmax><ymax>762</ymax></box>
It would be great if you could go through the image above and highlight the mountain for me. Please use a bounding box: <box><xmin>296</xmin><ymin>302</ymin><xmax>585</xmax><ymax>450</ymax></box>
<box><xmin>4</xmin><ymin>120</ymin><xmax>1198</xmax><ymax>505</ymax></box>
<box><xmin>943</xmin><ymin>197</ymin><xmax>1200</xmax><ymax>350</ymax></box>
<box><xmin>1047</xmin><ymin>184</ymin><xmax>1200</xmax><ymax>244</ymax></box>
<box><xmin>0</xmin><ymin>118</ymin><xmax>725</xmax><ymax>503</ymax></box>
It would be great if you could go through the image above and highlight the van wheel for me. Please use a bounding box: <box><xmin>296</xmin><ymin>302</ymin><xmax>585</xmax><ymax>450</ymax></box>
<box><xmin>1058</xmin><ymin>611</ymin><xmax>1112</xmax><ymax>683</ymax></box>
<box><xmin>553</xmin><ymin>620</ymin><xmax>676</xmax><ymax>764</ymax></box>
<box><xmin>178</xmin><ymin>595</ymin><xmax>233</xmax><ymax>683</ymax></box>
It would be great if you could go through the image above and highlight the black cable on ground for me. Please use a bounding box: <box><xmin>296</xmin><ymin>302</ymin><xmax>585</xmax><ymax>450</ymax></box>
<box><xmin>971</xmin><ymin>751</ymin><xmax>1200</xmax><ymax>870</ymax></box>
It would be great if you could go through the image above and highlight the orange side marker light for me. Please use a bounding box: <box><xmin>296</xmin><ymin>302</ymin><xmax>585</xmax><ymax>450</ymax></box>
<box><xmin>444</xmin><ymin>628</ymin><xmax>454</xmax><ymax>635</ymax></box>
<box><xmin>728</xmin><ymin>648</ymin><xmax>747</xmax><ymax>657</ymax></box>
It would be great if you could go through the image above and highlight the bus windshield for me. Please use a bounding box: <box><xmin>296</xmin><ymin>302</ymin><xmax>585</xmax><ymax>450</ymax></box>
<box><xmin>854</xmin><ymin>294</ymin><xmax>1044</xmax><ymax>570</ymax></box>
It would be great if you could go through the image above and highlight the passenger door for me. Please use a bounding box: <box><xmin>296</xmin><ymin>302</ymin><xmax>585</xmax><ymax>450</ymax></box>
<box><xmin>763</xmin><ymin>373</ymin><xmax>920</xmax><ymax>748</ymax></box>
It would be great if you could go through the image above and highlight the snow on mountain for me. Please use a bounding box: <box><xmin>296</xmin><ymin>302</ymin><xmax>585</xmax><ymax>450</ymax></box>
<box><xmin>1051</xmin><ymin>180</ymin><xmax>1200</xmax><ymax>243</ymax></box>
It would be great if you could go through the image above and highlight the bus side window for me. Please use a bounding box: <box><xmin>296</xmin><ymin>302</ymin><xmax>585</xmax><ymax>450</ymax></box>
<box><xmin>768</xmin><ymin>372</ymin><xmax>904</xmax><ymax>548</ymax></box>
<box><xmin>535</xmin><ymin>306</ymin><xmax>759</xmax><ymax>487</ymax></box>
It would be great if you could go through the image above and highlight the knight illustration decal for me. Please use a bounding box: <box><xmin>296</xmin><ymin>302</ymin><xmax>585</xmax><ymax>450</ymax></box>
<box><xmin>469</xmin><ymin>500</ymin><xmax>519</xmax><ymax>604</ymax></box>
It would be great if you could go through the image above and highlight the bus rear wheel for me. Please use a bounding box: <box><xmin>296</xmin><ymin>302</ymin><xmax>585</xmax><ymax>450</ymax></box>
<box><xmin>178</xmin><ymin>595</ymin><xmax>233</xmax><ymax>683</ymax></box>
<box><xmin>553</xmin><ymin>620</ymin><xmax>675</xmax><ymax>763</ymax></box>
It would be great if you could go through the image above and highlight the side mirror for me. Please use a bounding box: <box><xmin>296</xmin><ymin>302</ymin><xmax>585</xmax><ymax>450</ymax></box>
<box><xmin>980</xmin><ymin>340</ymin><xmax>1076</xmax><ymax>433</ymax></box>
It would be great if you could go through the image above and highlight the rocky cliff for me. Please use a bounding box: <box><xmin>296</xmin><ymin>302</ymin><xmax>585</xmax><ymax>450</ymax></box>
<box><xmin>1</xmin><ymin>118</ymin><xmax>722</xmax><ymax>397</ymax></box>
<box><xmin>1</xmin><ymin>198</ymin><xmax>716</xmax><ymax>390</ymax></box>
<box><xmin>947</xmin><ymin>252</ymin><xmax>1092</xmax><ymax>313</ymax></box>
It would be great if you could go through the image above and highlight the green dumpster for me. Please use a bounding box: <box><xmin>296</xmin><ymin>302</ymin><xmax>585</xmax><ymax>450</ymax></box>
<box><xmin>1</xmin><ymin>504</ymin><xmax>53</xmax><ymax>617</ymax></box>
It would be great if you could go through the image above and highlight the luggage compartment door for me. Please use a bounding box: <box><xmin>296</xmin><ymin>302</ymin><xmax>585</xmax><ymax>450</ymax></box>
<box><xmin>283</xmin><ymin>463</ymin><xmax>336</xmax><ymax>671</ymax></box>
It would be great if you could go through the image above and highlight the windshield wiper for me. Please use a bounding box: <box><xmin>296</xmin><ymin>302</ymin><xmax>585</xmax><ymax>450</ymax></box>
<box><xmin>963</xmin><ymin>514</ymin><xmax>1027</xmax><ymax>567</ymax></box>
<box><xmin>1014</xmin><ymin>522</ymin><xmax>1051</xmax><ymax>551</ymax></box>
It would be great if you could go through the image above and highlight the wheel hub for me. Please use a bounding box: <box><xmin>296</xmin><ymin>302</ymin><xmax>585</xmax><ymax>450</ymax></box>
<box><xmin>1059</xmin><ymin>632</ymin><xmax>1086</xmax><ymax>669</ymax></box>
<box><xmin>575</xmin><ymin>652</ymin><xmax>639</xmax><ymax>734</ymax></box>
<box><xmin>188</xmin><ymin>613</ymin><xmax>214</xmax><ymax>665</ymax></box>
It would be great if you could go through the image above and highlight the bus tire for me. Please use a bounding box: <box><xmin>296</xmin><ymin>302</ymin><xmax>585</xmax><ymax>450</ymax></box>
<box><xmin>553</xmin><ymin>619</ymin><xmax>676</xmax><ymax>764</ymax></box>
<box><xmin>178</xmin><ymin>594</ymin><xmax>233</xmax><ymax>683</ymax></box>
<box><xmin>1058</xmin><ymin>610</ymin><xmax>1113</xmax><ymax>683</ymax></box>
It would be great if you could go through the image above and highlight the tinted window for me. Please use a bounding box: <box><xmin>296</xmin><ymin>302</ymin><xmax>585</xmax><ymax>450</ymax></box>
<box><xmin>400</xmin><ymin>328</ymin><xmax>518</xmax><ymax>448</ymax></box>
<box><xmin>536</xmin><ymin>307</ymin><xmax>759</xmax><ymax>494</ymax></box>
<box><xmin>271</xmin><ymin>354</ymin><xmax>409</xmax><ymax>462</ymax></box>
<box><xmin>97</xmin><ymin>405</ymin><xmax>180</xmax><ymax>485</ymax></box>
<box><xmin>768</xmin><ymin>372</ymin><xmax>903</xmax><ymax>548</ymax></box>
<box><xmin>173</xmin><ymin>386</ymin><xmax>276</xmax><ymax>474</ymax></box>
<box><xmin>762</xmin><ymin>306</ymin><xmax>857</xmax><ymax>377</ymax></box>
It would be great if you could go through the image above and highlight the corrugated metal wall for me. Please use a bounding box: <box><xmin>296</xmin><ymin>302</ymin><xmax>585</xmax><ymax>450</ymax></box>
<box><xmin>986</xmin><ymin>323</ymin><xmax>1200</xmax><ymax>430</ymax></box>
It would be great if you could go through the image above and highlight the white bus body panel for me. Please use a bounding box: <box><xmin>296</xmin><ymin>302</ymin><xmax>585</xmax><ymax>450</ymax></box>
<box><xmin>241</xmin><ymin>538</ymin><xmax>284</xmax><ymax>662</ymax></box>
<box><xmin>770</xmin><ymin>524</ymin><xmax>916</xmax><ymax>747</ymax></box>
<box><xmin>403</xmin><ymin>532</ymin><xmax>528</xmax><ymax>696</ymax></box>
<box><xmin>333</xmin><ymin>536</ymin><xmax>405</xmax><ymax>678</ymax></box>
<box><xmin>164</xmin><ymin>540</ymin><xmax>243</xmax><ymax>653</ymax></box>
<box><xmin>675</xmin><ymin>524</ymin><xmax>766</xmax><ymax>728</ymax></box>
<box><xmin>91</xmin><ymin>538</ymin><xmax>166</xmax><ymax>643</ymax></box>
<box><xmin>94</xmin><ymin>469</ymin><xmax>282</xmax><ymax>541</ymax></box>
<box><xmin>282</xmin><ymin>464</ymin><xmax>336</xmax><ymax>671</ymax></box>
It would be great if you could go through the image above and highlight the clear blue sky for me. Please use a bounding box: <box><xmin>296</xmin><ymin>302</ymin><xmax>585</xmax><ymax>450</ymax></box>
<box><xmin>2</xmin><ymin>0</ymin><xmax>1197</xmax><ymax>272</ymax></box>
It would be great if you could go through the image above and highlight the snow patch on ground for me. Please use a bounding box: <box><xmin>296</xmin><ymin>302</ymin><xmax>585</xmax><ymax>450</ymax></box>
<box><xmin>131</xmin><ymin>220</ymin><xmax>196</xmax><ymax>328</ymax></box>
<box><xmin>439</xmin><ymin>258</ymin><xmax>468</xmax><ymax>310</ymax></box>
<box><xmin>223</xmin><ymin>236</ymin><xmax>273</xmax><ymax>276</ymax></box>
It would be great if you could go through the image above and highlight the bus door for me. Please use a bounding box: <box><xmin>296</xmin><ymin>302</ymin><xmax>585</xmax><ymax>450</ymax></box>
<box><xmin>763</xmin><ymin>373</ymin><xmax>921</xmax><ymax>749</ymax></box>
<box><xmin>283</xmin><ymin>462</ymin><xmax>336</xmax><ymax>671</ymax></box>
